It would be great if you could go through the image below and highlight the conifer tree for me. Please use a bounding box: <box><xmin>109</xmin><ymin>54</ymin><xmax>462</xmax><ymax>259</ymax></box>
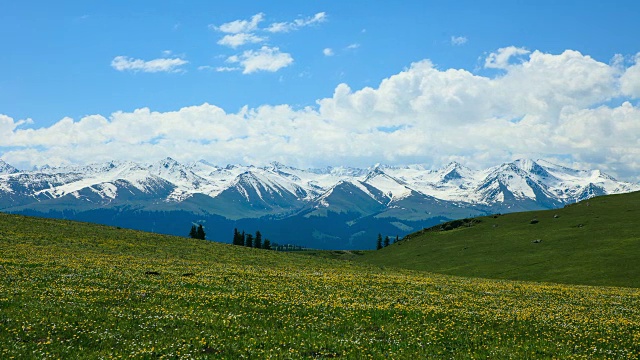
<box><xmin>233</xmin><ymin>228</ymin><xmax>241</xmax><ymax>245</ymax></box>
<box><xmin>234</xmin><ymin>228</ymin><xmax>245</xmax><ymax>245</ymax></box>
<box><xmin>384</xmin><ymin>235</ymin><xmax>390</xmax><ymax>247</ymax></box>
<box><xmin>376</xmin><ymin>233</ymin><xmax>383</xmax><ymax>250</ymax></box>
<box><xmin>245</xmin><ymin>233</ymin><xmax>253</xmax><ymax>247</ymax></box>
<box><xmin>189</xmin><ymin>225</ymin><xmax>197</xmax><ymax>239</ymax></box>
<box><xmin>196</xmin><ymin>224</ymin><xmax>206</xmax><ymax>240</ymax></box>
<box><xmin>254</xmin><ymin>231</ymin><xmax>262</xmax><ymax>249</ymax></box>
<box><xmin>394</xmin><ymin>235</ymin><xmax>399</xmax><ymax>244</ymax></box>
<box><xmin>263</xmin><ymin>239</ymin><xmax>271</xmax><ymax>250</ymax></box>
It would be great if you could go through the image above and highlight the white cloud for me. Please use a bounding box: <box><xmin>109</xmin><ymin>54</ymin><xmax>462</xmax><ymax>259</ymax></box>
<box><xmin>111</xmin><ymin>56</ymin><xmax>188</xmax><ymax>73</ymax></box>
<box><xmin>5</xmin><ymin>48</ymin><xmax>640</xmax><ymax>180</ymax></box>
<box><xmin>485</xmin><ymin>46</ymin><xmax>530</xmax><ymax>69</ymax></box>
<box><xmin>226</xmin><ymin>46</ymin><xmax>293</xmax><ymax>74</ymax></box>
<box><xmin>265</xmin><ymin>12</ymin><xmax>327</xmax><ymax>33</ymax></box>
<box><xmin>323</xmin><ymin>48</ymin><xmax>334</xmax><ymax>56</ymax></box>
<box><xmin>217</xmin><ymin>33</ymin><xmax>266</xmax><ymax>48</ymax></box>
<box><xmin>198</xmin><ymin>65</ymin><xmax>238</xmax><ymax>72</ymax></box>
<box><xmin>346</xmin><ymin>43</ymin><xmax>360</xmax><ymax>50</ymax></box>
<box><xmin>215</xmin><ymin>66</ymin><xmax>240</xmax><ymax>72</ymax></box>
<box><xmin>620</xmin><ymin>53</ymin><xmax>640</xmax><ymax>97</ymax></box>
<box><xmin>451</xmin><ymin>36</ymin><xmax>468</xmax><ymax>46</ymax></box>
<box><xmin>210</xmin><ymin>12</ymin><xmax>327</xmax><ymax>49</ymax></box>
<box><xmin>212</xmin><ymin>13</ymin><xmax>264</xmax><ymax>34</ymax></box>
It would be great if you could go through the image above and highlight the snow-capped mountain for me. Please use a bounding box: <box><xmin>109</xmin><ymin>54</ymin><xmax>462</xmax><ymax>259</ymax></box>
<box><xmin>0</xmin><ymin>157</ymin><xmax>637</xmax><ymax>249</ymax></box>
<box><xmin>0</xmin><ymin>159</ymin><xmax>19</xmax><ymax>175</ymax></box>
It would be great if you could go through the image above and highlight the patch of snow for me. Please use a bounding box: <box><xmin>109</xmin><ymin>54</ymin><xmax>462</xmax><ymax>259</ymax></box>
<box><xmin>89</xmin><ymin>183</ymin><xmax>118</xmax><ymax>199</ymax></box>
<box><xmin>362</xmin><ymin>171</ymin><xmax>412</xmax><ymax>201</ymax></box>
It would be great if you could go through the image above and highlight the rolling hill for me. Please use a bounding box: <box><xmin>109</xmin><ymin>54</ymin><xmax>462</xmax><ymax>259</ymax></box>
<box><xmin>360</xmin><ymin>191</ymin><xmax>640</xmax><ymax>288</ymax></box>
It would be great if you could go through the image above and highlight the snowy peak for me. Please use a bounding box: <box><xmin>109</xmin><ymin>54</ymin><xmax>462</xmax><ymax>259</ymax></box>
<box><xmin>266</xmin><ymin>161</ymin><xmax>289</xmax><ymax>171</ymax></box>
<box><xmin>363</xmin><ymin>165</ymin><xmax>386</xmax><ymax>182</ymax></box>
<box><xmin>470</xmin><ymin>159</ymin><xmax>640</xmax><ymax>207</ymax></box>
<box><xmin>309</xmin><ymin>180</ymin><xmax>387</xmax><ymax>216</ymax></box>
<box><xmin>513</xmin><ymin>159</ymin><xmax>556</xmax><ymax>181</ymax></box>
<box><xmin>476</xmin><ymin>160</ymin><xmax>559</xmax><ymax>204</ymax></box>
<box><xmin>439</xmin><ymin>162</ymin><xmax>475</xmax><ymax>183</ymax></box>
<box><xmin>26</xmin><ymin>160</ymin><xmax>174</xmax><ymax>201</ymax></box>
<box><xmin>157</xmin><ymin>157</ymin><xmax>179</xmax><ymax>167</ymax></box>
<box><xmin>0</xmin><ymin>159</ymin><xmax>19</xmax><ymax>174</ymax></box>
<box><xmin>230</xmin><ymin>169</ymin><xmax>308</xmax><ymax>203</ymax></box>
<box><xmin>150</xmin><ymin>157</ymin><xmax>206</xmax><ymax>188</ymax></box>
<box><xmin>362</xmin><ymin>167</ymin><xmax>413</xmax><ymax>201</ymax></box>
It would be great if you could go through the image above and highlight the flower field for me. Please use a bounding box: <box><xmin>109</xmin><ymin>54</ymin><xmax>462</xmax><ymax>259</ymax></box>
<box><xmin>1</xmin><ymin>214</ymin><xmax>639</xmax><ymax>358</ymax></box>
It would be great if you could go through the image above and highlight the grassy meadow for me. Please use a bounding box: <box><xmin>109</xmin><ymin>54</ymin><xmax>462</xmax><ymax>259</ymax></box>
<box><xmin>361</xmin><ymin>191</ymin><xmax>640</xmax><ymax>288</ymax></box>
<box><xmin>1</xmin><ymin>212</ymin><xmax>640</xmax><ymax>358</ymax></box>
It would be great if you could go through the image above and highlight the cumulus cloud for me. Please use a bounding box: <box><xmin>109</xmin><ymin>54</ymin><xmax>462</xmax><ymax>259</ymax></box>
<box><xmin>111</xmin><ymin>56</ymin><xmax>188</xmax><ymax>73</ymax></box>
<box><xmin>323</xmin><ymin>48</ymin><xmax>334</xmax><ymax>56</ymax></box>
<box><xmin>451</xmin><ymin>36</ymin><xmax>468</xmax><ymax>46</ymax></box>
<box><xmin>265</xmin><ymin>12</ymin><xmax>327</xmax><ymax>33</ymax></box>
<box><xmin>4</xmin><ymin>48</ymin><xmax>640</xmax><ymax>180</ymax></box>
<box><xmin>212</xmin><ymin>13</ymin><xmax>264</xmax><ymax>34</ymax></box>
<box><xmin>485</xmin><ymin>46</ymin><xmax>530</xmax><ymax>69</ymax></box>
<box><xmin>217</xmin><ymin>33</ymin><xmax>266</xmax><ymax>48</ymax></box>
<box><xmin>226</xmin><ymin>46</ymin><xmax>293</xmax><ymax>74</ymax></box>
<box><xmin>620</xmin><ymin>53</ymin><xmax>640</xmax><ymax>97</ymax></box>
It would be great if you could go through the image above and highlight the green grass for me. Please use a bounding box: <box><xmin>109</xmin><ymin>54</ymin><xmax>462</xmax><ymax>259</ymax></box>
<box><xmin>360</xmin><ymin>191</ymin><xmax>640</xmax><ymax>288</ymax></box>
<box><xmin>1</xmin><ymin>212</ymin><xmax>640</xmax><ymax>358</ymax></box>
<box><xmin>300</xmin><ymin>249</ymin><xmax>367</xmax><ymax>261</ymax></box>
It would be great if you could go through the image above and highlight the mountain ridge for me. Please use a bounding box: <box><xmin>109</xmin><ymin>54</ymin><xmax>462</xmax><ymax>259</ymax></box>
<box><xmin>1</xmin><ymin>157</ymin><xmax>638</xmax><ymax>249</ymax></box>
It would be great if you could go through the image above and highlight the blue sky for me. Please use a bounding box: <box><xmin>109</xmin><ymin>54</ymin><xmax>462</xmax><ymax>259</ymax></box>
<box><xmin>1</xmin><ymin>1</ymin><xmax>640</xmax><ymax>180</ymax></box>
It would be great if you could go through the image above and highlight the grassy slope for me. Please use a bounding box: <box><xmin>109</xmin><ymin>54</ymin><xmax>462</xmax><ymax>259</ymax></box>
<box><xmin>1</xmin><ymin>213</ymin><xmax>640</xmax><ymax>358</ymax></box>
<box><xmin>360</xmin><ymin>191</ymin><xmax>640</xmax><ymax>288</ymax></box>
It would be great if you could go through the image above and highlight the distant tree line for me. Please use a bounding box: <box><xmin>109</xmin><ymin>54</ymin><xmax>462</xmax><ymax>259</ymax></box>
<box><xmin>232</xmin><ymin>228</ymin><xmax>272</xmax><ymax>250</ymax></box>
<box><xmin>376</xmin><ymin>233</ymin><xmax>399</xmax><ymax>250</ymax></box>
<box><xmin>189</xmin><ymin>224</ymin><xmax>206</xmax><ymax>240</ymax></box>
<box><xmin>191</xmin><ymin>224</ymin><xmax>391</xmax><ymax>252</ymax></box>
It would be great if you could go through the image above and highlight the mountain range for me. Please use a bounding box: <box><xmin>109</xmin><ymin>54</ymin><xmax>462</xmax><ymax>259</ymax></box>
<box><xmin>0</xmin><ymin>157</ymin><xmax>637</xmax><ymax>249</ymax></box>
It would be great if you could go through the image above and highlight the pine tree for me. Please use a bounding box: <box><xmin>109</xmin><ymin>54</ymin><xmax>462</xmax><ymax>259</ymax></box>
<box><xmin>263</xmin><ymin>239</ymin><xmax>271</xmax><ymax>250</ymax></box>
<box><xmin>394</xmin><ymin>235</ymin><xmax>399</xmax><ymax>244</ymax></box>
<box><xmin>254</xmin><ymin>231</ymin><xmax>262</xmax><ymax>249</ymax></box>
<box><xmin>376</xmin><ymin>233</ymin><xmax>383</xmax><ymax>250</ymax></box>
<box><xmin>384</xmin><ymin>235</ymin><xmax>390</xmax><ymax>247</ymax></box>
<box><xmin>233</xmin><ymin>228</ymin><xmax>245</xmax><ymax>245</ymax></box>
<box><xmin>245</xmin><ymin>233</ymin><xmax>253</xmax><ymax>247</ymax></box>
<box><xmin>189</xmin><ymin>225</ymin><xmax>197</xmax><ymax>239</ymax></box>
<box><xmin>196</xmin><ymin>224</ymin><xmax>206</xmax><ymax>240</ymax></box>
<box><xmin>233</xmin><ymin>228</ymin><xmax>241</xmax><ymax>245</ymax></box>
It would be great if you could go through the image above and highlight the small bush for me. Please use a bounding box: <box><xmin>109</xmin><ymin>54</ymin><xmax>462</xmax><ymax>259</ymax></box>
<box><xmin>530</xmin><ymin>219</ymin><xmax>539</xmax><ymax>224</ymax></box>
